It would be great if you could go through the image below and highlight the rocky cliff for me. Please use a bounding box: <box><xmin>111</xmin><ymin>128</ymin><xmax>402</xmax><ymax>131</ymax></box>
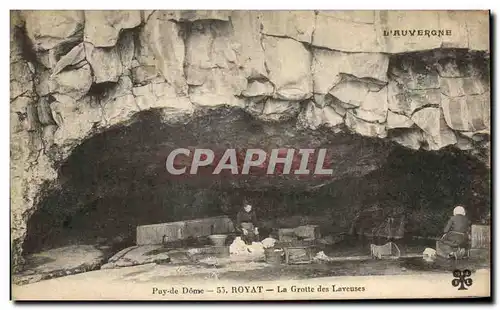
<box><xmin>10</xmin><ymin>10</ymin><xmax>490</xmax><ymax>270</ymax></box>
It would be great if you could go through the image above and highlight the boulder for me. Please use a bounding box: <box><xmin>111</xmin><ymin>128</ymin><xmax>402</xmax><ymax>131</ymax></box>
<box><xmin>10</xmin><ymin>111</ymin><xmax>27</xmax><ymax>134</ymax></box>
<box><xmin>260</xmin><ymin>98</ymin><xmax>301</xmax><ymax>121</ymax></box>
<box><xmin>242</xmin><ymin>80</ymin><xmax>274</xmax><ymax>97</ymax></box>
<box><xmin>102</xmin><ymin>94</ymin><xmax>139</xmax><ymax>127</ymax></box>
<box><xmin>441</xmin><ymin>93</ymin><xmax>490</xmax><ymax>132</ymax></box>
<box><xmin>328</xmin><ymin>79</ymin><xmax>370</xmax><ymax>108</ymax></box>
<box><xmin>49</xmin><ymin>63</ymin><xmax>93</xmax><ymax>100</ymax></box>
<box><xmin>436</xmin><ymin>56</ymin><xmax>472</xmax><ymax>78</ymax></box>
<box><xmin>116</xmin><ymin>31</ymin><xmax>135</xmax><ymax>70</ymax></box>
<box><xmin>23</xmin><ymin>10</ymin><xmax>84</xmax><ymax>51</ymax></box>
<box><xmin>51</xmin><ymin>95</ymin><xmax>103</xmax><ymax>146</ymax></box>
<box><xmin>314</xmin><ymin>12</ymin><xmax>382</xmax><ymax>52</ymax></box>
<box><xmin>459</xmin><ymin>130</ymin><xmax>490</xmax><ymax>142</ymax></box>
<box><xmin>37</xmin><ymin>97</ymin><xmax>56</xmax><ymax>126</ymax></box>
<box><xmin>329</xmin><ymin>78</ymin><xmax>388</xmax><ymax>123</ymax></box>
<box><xmin>230</xmin><ymin>11</ymin><xmax>268</xmax><ymax>79</ymax></box>
<box><xmin>139</xmin><ymin>13</ymin><xmax>187</xmax><ymax>95</ymax></box>
<box><xmin>328</xmin><ymin>97</ymin><xmax>351</xmax><ymax>116</ymax></box>
<box><xmin>262</xmin><ymin>36</ymin><xmax>312</xmax><ymax>101</ymax></box>
<box><xmin>187</xmin><ymin>69</ymin><xmax>247</xmax><ymax>108</ymax></box>
<box><xmin>312</xmin><ymin>49</ymin><xmax>389</xmax><ymax>94</ymax></box>
<box><xmin>184</xmin><ymin>22</ymin><xmax>217</xmax><ymax>85</ymax></box>
<box><xmin>261</xmin><ymin>11</ymin><xmax>315</xmax><ymax>43</ymax></box>
<box><xmin>440</xmin><ymin>77</ymin><xmax>487</xmax><ymax>97</ymax></box>
<box><xmin>455</xmin><ymin>134</ymin><xmax>474</xmax><ymax>151</ymax></box>
<box><xmin>244</xmin><ymin>98</ymin><xmax>266</xmax><ymax>116</ymax></box>
<box><xmin>35</xmin><ymin>69</ymin><xmax>51</xmax><ymax>97</ymax></box>
<box><xmin>131</xmin><ymin>62</ymin><xmax>161</xmax><ymax>86</ymax></box>
<box><xmin>388</xmin><ymin>81</ymin><xmax>441</xmax><ymax>116</ymax></box>
<box><xmin>389</xmin><ymin>128</ymin><xmax>425</xmax><ymax>150</ymax></box>
<box><xmin>100</xmin><ymin>75</ymin><xmax>134</xmax><ymax>104</ymax></box>
<box><xmin>351</xmin><ymin>86</ymin><xmax>389</xmax><ymax>123</ymax></box>
<box><xmin>11</xmin><ymin>96</ymin><xmax>32</xmax><ymax>119</ymax></box>
<box><xmin>10</xmin><ymin>12</ymin><xmax>25</xmax><ymax>62</ymax></box>
<box><xmin>10</xmin><ymin>61</ymin><xmax>34</xmax><ymax>100</ymax></box>
<box><xmin>390</xmin><ymin>59</ymin><xmax>440</xmax><ymax>91</ymax></box>
<box><xmin>345</xmin><ymin>111</ymin><xmax>387</xmax><ymax>138</ymax></box>
<box><xmin>411</xmin><ymin>107</ymin><xmax>457</xmax><ymax>150</ymax></box>
<box><xmin>84</xmin><ymin>43</ymin><xmax>123</xmax><ymax>83</ymax></box>
<box><xmin>84</xmin><ymin>11</ymin><xmax>141</xmax><ymax>47</ymax></box>
<box><xmin>184</xmin><ymin>20</ymin><xmax>247</xmax><ymax>105</ymax></box>
<box><xmin>25</xmin><ymin>101</ymin><xmax>41</xmax><ymax>132</ymax></box>
<box><xmin>386</xmin><ymin>111</ymin><xmax>414</xmax><ymax>129</ymax></box>
<box><xmin>51</xmin><ymin>43</ymin><xmax>86</xmax><ymax>76</ymax></box>
<box><xmin>132</xmin><ymin>83</ymin><xmax>194</xmax><ymax>113</ymax></box>
<box><xmin>298</xmin><ymin>100</ymin><xmax>344</xmax><ymax>130</ymax></box>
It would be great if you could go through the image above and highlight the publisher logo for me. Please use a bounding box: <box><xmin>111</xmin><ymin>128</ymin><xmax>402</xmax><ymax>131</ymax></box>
<box><xmin>452</xmin><ymin>269</ymin><xmax>473</xmax><ymax>290</ymax></box>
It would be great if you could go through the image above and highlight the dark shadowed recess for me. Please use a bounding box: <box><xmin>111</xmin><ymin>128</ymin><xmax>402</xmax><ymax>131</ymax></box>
<box><xmin>23</xmin><ymin>107</ymin><xmax>490</xmax><ymax>255</ymax></box>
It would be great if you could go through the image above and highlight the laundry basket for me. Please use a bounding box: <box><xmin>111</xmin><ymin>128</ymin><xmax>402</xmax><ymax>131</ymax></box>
<box><xmin>370</xmin><ymin>242</ymin><xmax>401</xmax><ymax>259</ymax></box>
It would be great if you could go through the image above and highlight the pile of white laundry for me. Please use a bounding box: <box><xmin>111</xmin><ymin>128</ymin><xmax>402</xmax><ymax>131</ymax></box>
<box><xmin>313</xmin><ymin>251</ymin><xmax>334</xmax><ymax>262</ymax></box>
<box><xmin>422</xmin><ymin>248</ymin><xmax>437</xmax><ymax>262</ymax></box>
<box><xmin>229</xmin><ymin>237</ymin><xmax>266</xmax><ymax>259</ymax></box>
<box><xmin>261</xmin><ymin>237</ymin><xmax>277</xmax><ymax>249</ymax></box>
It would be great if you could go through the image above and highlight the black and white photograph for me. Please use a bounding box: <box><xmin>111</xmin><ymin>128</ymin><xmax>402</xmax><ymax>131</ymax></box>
<box><xmin>9</xmin><ymin>9</ymin><xmax>491</xmax><ymax>300</ymax></box>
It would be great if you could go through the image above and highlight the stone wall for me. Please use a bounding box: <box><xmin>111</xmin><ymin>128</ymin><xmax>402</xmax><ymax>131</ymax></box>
<box><xmin>10</xmin><ymin>10</ymin><xmax>490</xmax><ymax>270</ymax></box>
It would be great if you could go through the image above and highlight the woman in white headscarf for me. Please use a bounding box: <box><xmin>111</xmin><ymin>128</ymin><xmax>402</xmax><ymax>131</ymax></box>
<box><xmin>436</xmin><ymin>206</ymin><xmax>471</xmax><ymax>259</ymax></box>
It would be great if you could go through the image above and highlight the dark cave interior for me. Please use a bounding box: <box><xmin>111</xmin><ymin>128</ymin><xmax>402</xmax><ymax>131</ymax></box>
<box><xmin>22</xmin><ymin>107</ymin><xmax>491</xmax><ymax>255</ymax></box>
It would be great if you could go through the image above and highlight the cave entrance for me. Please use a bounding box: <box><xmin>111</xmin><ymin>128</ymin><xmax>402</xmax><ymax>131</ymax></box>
<box><xmin>23</xmin><ymin>107</ymin><xmax>490</xmax><ymax>256</ymax></box>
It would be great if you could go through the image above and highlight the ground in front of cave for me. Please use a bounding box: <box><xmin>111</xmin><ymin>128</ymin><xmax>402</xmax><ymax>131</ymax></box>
<box><xmin>12</xmin><ymin>237</ymin><xmax>490</xmax><ymax>300</ymax></box>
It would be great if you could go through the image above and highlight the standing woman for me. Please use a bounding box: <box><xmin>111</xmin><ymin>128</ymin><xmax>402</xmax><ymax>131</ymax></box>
<box><xmin>236</xmin><ymin>200</ymin><xmax>259</xmax><ymax>245</ymax></box>
<box><xmin>436</xmin><ymin>206</ymin><xmax>471</xmax><ymax>259</ymax></box>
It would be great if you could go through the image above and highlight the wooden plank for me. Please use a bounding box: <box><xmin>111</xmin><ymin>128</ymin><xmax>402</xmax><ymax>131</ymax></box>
<box><xmin>471</xmin><ymin>225</ymin><xmax>490</xmax><ymax>249</ymax></box>
<box><xmin>284</xmin><ymin>246</ymin><xmax>314</xmax><ymax>264</ymax></box>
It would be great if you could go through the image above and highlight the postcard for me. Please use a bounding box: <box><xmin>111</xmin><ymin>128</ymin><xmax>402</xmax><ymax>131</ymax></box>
<box><xmin>10</xmin><ymin>10</ymin><xmax>491</xmax><ymax>300</ymax></box>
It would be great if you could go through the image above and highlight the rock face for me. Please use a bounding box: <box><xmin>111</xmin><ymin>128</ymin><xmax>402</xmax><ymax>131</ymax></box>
<box><xmin>84</xmin><ymin>11</ymin><xmax>141</xmax><ymax>47</ymax></box>
<box><xmin>10</xmin><ymin>10</ymin><xmax>490</xmax><ymax>271</ymax></box>
<box><xmin>12</xmin><ymin>245</ymin><xmax>105</xmax><ymax>285</ymax></box>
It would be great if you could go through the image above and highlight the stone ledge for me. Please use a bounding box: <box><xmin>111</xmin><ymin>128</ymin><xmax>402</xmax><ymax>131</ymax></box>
<box><xmin>136</xmin><ymin>216</ymin><xmax>235</xmax><ymax>245</ymax></box>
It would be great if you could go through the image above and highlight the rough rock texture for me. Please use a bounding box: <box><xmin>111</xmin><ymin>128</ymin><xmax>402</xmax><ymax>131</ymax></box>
<box><xmin>10</xmin><ymin>10</ymin><xmax>490</xmax><ymax>271</ymax></box>
<box><xmin>84</xmin><ymin>11</ymin><xmax>141</xmax><ymax>47</ymax></box>
<box><xmin>12</xmin><ymin>245</ymin><xmax>105</xmax><ymax>285</ymax></box>
<box><xmin>100</xmin><ymin>245</ymin><xmax>171</xmax><ymax>269</ymax></box>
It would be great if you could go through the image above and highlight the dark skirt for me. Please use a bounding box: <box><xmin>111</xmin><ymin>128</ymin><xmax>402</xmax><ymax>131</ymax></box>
<box><xmin>238</xmin><ymin>222</ymin><xmax>257</xmax><ymax>245</ymax></box>
<box><xmin>436</xmin><ymin>231</ymin><xmax>468</xmax><ymax>258</ymax></box>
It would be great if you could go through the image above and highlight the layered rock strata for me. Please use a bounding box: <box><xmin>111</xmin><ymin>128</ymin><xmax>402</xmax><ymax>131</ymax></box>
<box><xmin>10</xmin><ymin>10</ymin><xmax>490</xmax><ymax>270</ymax></box>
